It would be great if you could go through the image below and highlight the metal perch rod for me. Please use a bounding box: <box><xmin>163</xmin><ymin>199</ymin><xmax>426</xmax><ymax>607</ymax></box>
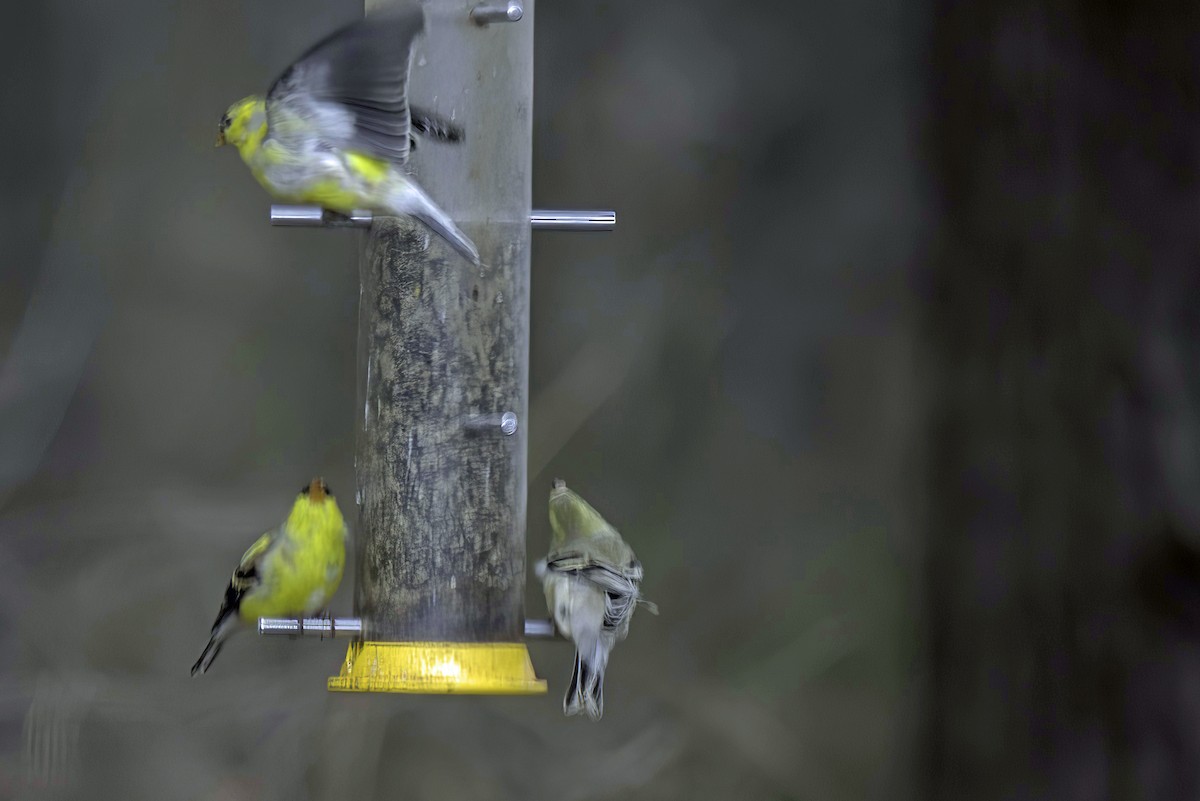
<box><xmin>470</xmin><ymin>1</ymin><xmax>523</xmax><ymax>25</ymax></box>
<box><xmin>269</xmin><ymin>205</ymin><xmax>616</xmax><ymax>231</ymax></box>
<box><xmin>258</xmin><ymin>618</ymin><xmax>363</xmax><ymax>636</ymax></box>
<box><xmin>258</xmin><ymin>617</ymin><xmax>560</xmax><ymax>639</ymax></box>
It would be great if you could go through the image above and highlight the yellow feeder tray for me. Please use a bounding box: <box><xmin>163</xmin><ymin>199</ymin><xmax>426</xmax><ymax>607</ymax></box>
<box><xmin>328</xmin><ymin>641</ymin><xmax>547</xmax><ymax>694</ymax></box>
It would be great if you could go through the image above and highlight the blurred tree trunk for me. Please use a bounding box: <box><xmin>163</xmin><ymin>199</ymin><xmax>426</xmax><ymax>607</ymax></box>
<box><xmin>923</xmin><ymin>2</ymin><xmax>1200</xmax><ymax>799</ymax></box>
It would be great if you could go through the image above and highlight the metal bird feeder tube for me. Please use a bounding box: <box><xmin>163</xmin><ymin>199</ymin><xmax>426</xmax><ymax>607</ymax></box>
<box><xmin>325</xmin><ymin>0</ymin><xmax>544</xmax><ymax>694</ymax></box>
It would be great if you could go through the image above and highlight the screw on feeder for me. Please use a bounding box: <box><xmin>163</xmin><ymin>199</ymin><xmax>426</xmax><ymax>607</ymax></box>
<box><xmin>268</xmin><ymin>205</ymin><xmax>616</xmax><ymax>232</ymax></box>
<box><xmin>470</xmin><ymin>1</ymin><xmax>523</xmax><ymax>25</ymax></box>
<box><xmin>464</xmin><ymin>411</ymin><xmax>519</xmax><ymax>436</ymax></box>
<box><xmin>500</xmin><ymin>411</ymin><xmax>518</xmax><ymax>436</ymax></box>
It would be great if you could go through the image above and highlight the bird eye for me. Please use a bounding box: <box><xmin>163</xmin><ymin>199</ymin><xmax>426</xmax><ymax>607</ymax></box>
<box><xmin>323</xmin><ymin>483</ymin><xmax>333</xmax><ymax>496</ymax></box>
<box><xmin>300</xmin><ymin>485</ymin><xmax>310</xmax><ymax>495</ymax></box>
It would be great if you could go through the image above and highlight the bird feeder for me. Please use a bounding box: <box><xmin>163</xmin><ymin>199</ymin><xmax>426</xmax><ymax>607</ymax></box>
<box><xmin>257</xmin><ymin>0</ymin><xmax>614</xmax><ymax>694</ymax></box>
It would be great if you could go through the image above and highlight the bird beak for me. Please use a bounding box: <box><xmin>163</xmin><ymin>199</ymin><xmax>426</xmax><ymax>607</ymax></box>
<box><xmin>215</xmin><ymin>131</ymin><xmax>226</xmax><ymax>147</ymax></box>
<box><xmin>307</xmin><ymin>478</ymin><xmax>326</xmax><ymax>501</ymax></box>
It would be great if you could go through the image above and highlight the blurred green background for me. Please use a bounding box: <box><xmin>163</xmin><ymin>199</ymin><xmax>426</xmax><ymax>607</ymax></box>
<box><xmin>0</xmin><ymin>0</ymin><xmax>921</xmax><ymax>798</ymax></box>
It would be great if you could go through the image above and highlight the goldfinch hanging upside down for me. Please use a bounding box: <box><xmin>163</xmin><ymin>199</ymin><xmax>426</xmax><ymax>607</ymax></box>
<box><xmin>191</xmin><ymin>479</ymin><xmax>347</xmax><ymax>676</ymax></box>
<box><xmin>536</xmin><ymin>479</ymin><xmax>657</xmax><ymax>720</ymax></box>
<box><xmin>216</xmin><ymin>6</ymin><xmax>481</xmax><ymax>266</ymax></box>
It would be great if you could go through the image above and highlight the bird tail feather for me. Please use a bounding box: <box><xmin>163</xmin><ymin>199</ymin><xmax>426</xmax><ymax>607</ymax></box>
<box><xmin>190</xmin><ymin>613</ymin><xmax>237</xmax><ymax>676</ymax></box>
<box><xmin>190</xmin><ymin>637</ymin><xmax>223</xmax><ymax>677</ymax></box>
<box><xmin>390</xmin><ymin>181</ymin><xmax>481</xmax><ymax>266</ymax></box>
<box><xmin>564</xmin><ymin>646</ymin><xmax>606</xmax><ymax>721</ymax></box>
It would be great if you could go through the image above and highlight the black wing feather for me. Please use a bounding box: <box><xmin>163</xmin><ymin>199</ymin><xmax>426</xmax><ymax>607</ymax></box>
<box><xmin>267</xmin><ymin>7</ymin><xmax>425</xmax><ymax>164</ymax></box>
<box><xmin>410</xmin><ymin>105</ymin><xmax>464</xmax><ymax>142</ymax></box>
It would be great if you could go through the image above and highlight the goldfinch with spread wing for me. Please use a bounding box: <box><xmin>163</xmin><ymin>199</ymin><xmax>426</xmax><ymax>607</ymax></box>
<box><xmin>536</xmin><ymin>479</ymin><xmax>657</xmax><ymax>720</ymax></box>
<box><xmin>216</xmin><ymin>6</ymin><xmax>481</xmax><ymax>266</ymax></box>
<box><xmin>191</xmin><ymin>478</ymin><xmax>348</xmax><ymax>676</ymax></box>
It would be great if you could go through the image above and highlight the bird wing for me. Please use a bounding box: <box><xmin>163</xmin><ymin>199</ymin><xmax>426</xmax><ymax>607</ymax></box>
<box><xmin>409</xmin><ymin>105</ymin><xmax>464</xmax><ymax>143</ymax></box>
<box><xmin>544</xmin><ymin>551</ymin><xmax>641</xmax><ymax>580</ymax></box>
<box><xmin>203</xmin><ymin>529</ymin><xmax>276</xmax><ymax>635</ymax></box>
<box><xmin>265</xmin><ymin>7</ymin><xmax>425</xmax><ymax>165</ymax></box>
<box><xmin>233</xmin><ymin>529</ymin><xmax>275</xmax><ymax>591</ymax></box>
<box><xmin>543</xmin><ymin>551</ymin><xmax>652</xmax><ymax>632</ymax></box>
